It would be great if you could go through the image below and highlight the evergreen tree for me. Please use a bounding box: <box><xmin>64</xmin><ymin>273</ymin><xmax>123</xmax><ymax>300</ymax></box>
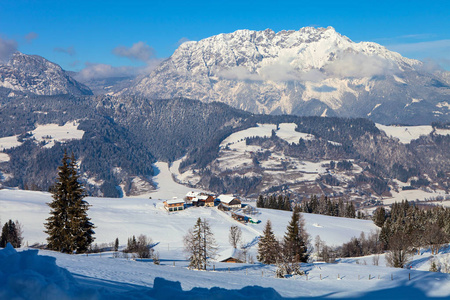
<box><xmin>373</xmin><ymin>207</ymin><xmax>386</xmax><ymax>227</ymax></box>
<box><xmin>0</xmin><ymin>220</ymin><xmax>23</xmax><ymax>248</ymax></box>
<box><xmin>114</xmin><ymin>237</ymin><xmax>119</xmax><ymax>252</ymax></box>
<box><xmin>257</xmin><ymin>220</ymin><xmax>280</xmax><ymax>264</ymax></box>
<box><xmin>282</xmin><ymin>207</ymin><xmax>309</xmax><ymax>263</ymax></box>
<box><xmin>256</xmin><ymin>195</ymin><xmax>264</xmax><ymax>208</ymax></box>
<box><xmin>44</xmin><ymin>151</ymin><xmax>95</xmax><ymax>253</ymax></box>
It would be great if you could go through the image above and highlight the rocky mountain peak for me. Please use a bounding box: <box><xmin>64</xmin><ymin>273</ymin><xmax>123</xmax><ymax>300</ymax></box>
<box><xmin>0</xmin><ymin>52</ymin><xmax>92</xmax><ymax>97</ymax></box>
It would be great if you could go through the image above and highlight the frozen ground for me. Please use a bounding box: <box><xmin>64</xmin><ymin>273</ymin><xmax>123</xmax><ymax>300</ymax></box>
<box><xmin>375</xmin><ymin>124</ymin><xmax>450</xmax><ymax>144</ymax></box>
<box><xmin>1</xmin><ymin>161</ymin><xmax>450</xmax><ymax>299</ymax></box>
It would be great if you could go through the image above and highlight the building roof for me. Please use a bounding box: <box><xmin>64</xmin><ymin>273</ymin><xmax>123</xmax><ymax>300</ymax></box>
<box><xmin>217</xmin><ymin>247</ymin><xmax>244</xmax><ymax>262</ymax></box>
<box><xmin>165</xmin><ymin>198</ymin><xmax>185</xmax><ymax>205</ymax></box>
<box><xmin>217</xmin><ymin>194</ymin><xmax>240</xmax><ymax>204</ymax></box>
<box><xmin>186</xmin><ymin>191</ymin><xmax>200</xmax><ymax>197</ymax></box>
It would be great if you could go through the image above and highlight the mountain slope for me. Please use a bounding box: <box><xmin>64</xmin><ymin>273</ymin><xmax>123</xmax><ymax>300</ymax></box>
<box><xmin>123</xmin><ymin>27</ymin><xmax>449</xmax><ymax>125</ymax></box>
<box><xmin>0</xmin><ymin>52</ymin><xmax>92</xmax><ymax>97</ymax></box>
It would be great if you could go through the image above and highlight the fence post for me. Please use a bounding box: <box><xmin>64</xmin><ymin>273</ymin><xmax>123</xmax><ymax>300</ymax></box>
<box><xmin>409</xmin><ymin>273</ymin><xmax>411</xmax><ymax>281</ymax></box>
<box><xmin>391</xmin><ymin>274</ymin><xmax>393</xmax><ymax>280</ymax></box>
<box><xmin>320</xmin><ymin>274</ymin><xmax>322</xmax><ymax>280</ymax></box>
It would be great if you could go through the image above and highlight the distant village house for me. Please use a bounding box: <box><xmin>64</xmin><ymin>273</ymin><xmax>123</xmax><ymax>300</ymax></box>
<box><xmin>217</xmin><ymin>195</ymin><xmax>241</xmax><ymax>209</ymax></box>
<box><xmin>164</xmin><ymin>198</ymin><xmax>185</xmax><ymax>212</ymax></box>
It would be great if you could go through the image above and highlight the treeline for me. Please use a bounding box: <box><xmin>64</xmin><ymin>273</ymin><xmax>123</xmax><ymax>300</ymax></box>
<box><xmin>256</xmin><ymin>194</ymin><xmax>291</xmax><ymax>211</ymax></box>
<box><xmin>315</xmin><ymin>231</ymin><xmax>382</xmax><ymax>263</ymax></box>
<box><xmin>299</xmin><ymin>195</ymin><xmax>358</xmax><ymax>219</ymax></box>
<box><xmin>375</xmin><ymin>201</ymin><xmax>450</xmax><ymax>255</ymax></box>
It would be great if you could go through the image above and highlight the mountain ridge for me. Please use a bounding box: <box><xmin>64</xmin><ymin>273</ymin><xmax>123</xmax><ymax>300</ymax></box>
<box><xmin>122</xmin><ymin>26</ymin><xmax>449</xmax><ymax>125</ymax></box>
<box><xmin>0</xmin><ymin>52</ymin><xmax>92</xmax><ymax>97</ymax></box>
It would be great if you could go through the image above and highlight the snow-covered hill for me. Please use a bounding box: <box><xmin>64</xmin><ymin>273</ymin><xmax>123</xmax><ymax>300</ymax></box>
<box><xmin>0</xmin><ymin>52</ymin><xmax>92</xmax><ymax>97</ymax></box>
<box><xmin>1</xmin><ymin>161</ymin><xmax>450</xmax><ymax>299</ymax></box>
<box><xmin>123</xmin><ymin>27</ymin><xmax>450</xmax><ymax>125</ymax></box>
<box><xmin>0</xmin><ymin>162</ymin><xmax>377</xmax><ymax>247</ymax></box>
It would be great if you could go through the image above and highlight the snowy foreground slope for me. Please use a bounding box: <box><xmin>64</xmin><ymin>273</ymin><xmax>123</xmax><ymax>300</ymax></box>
<box><xmin>1</xmin><ymin>162</ymin><xmax>450</xmax><ymax>299</ymax></box>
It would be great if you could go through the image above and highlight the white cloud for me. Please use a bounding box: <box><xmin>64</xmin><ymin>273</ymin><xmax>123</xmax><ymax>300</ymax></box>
<box><xmin>0</xmin><ymin>36</ymin><xmax>18</xmax><ymax>62</ymax></box>
<box><xmin>386</xmin><ymin>39</ymin><xmax>450</xmax><ymax>70</ymax></box>
<box><xmin>177</xmin><ymin>37</ymin><xmax>191</xmax><ymax>46</ymax></box>
<box><xmin>259</xmin><ymin>61</ymin><xmax>301</xmax><ymax>82</ymax></box>
<box><xmin>218</xmin><ymin>66</ymin><xmax>262</xmax><ymax>81</ymax></box>
<box><xmin>54</xmin><ymin>46</ymin><xmax>76</xmax><ymax>56</ymax></box>
<box><xmin>387</xmin><ymin>39</ymin><xmax>450</xmax><ymax>53</ymax></box>
<box><xmin>75</xmin><ymin>59</ymin><xmax>161</xmax><ymax>81</ymax></box>
<box><xmin>75</xmin><ymin>63</ymin><xmax>137</xmax><ymax>81</ymax></box>
<box><xmin>324</xmin><ymin>52</ymin><xmax>395</xmax><ymax>78</ymax></box>
<box><xmin>24</xmin><ymin>32</ymin><xmax>38</xmax><ymax>42</ymax></box>
<box><xmin>112</xmin><ymin>41</ymin><xmax>155</xmax><ymax>62</ymax></box>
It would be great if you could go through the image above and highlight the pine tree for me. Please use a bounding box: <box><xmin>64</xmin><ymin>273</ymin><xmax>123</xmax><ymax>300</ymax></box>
<box><xmin>257</xmin><ymin>220</ymin><xmax>280</xmax><ymax>264</ymax></box>
<box><xmin>256</xmin><ymin>195</ymin><xmax>264</xmax><ymax>208</ymax></box>
<box><xmin>114</xmin><ymin>238</ymin><xmax>119</xmax><ymax>252</ymax></box>
<box><xmin>373</xmin><ymin>207</ymin><xmax>386</xmax><ymax>227</ymax></box>
<box><xmin>0</xmin><ymin>220</ymin><xmax>23</xmax><ymax>248</ymax></box>
<box><xmin>283</xmin><ymin>207</ymin><xmax>309</xmax><ymax>263</ymax></box>
<box><xmin>44</xmin><ymin>151</ymin><xmax>95</xmax><ymax>253</ymax></box>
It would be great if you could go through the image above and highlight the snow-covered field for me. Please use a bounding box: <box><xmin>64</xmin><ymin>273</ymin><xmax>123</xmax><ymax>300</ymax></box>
<box><xmin>376</xmin><ymin>123</ymin><xmax>450</xmax><ymax>144</ymax></box>
<box><xmin>1</xmin><ymin>161</ymin><xmax>450</xmax><ymax>299</ymax></box>
<box><xmin>0</xmin><ymin>121</ymin><xmax>84</xmax><ymax>161</ymax></box>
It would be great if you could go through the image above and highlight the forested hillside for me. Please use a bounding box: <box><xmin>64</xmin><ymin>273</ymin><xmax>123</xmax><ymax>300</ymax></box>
<box><xmin>0</xmin><ymin>94</ymin><xmax>448</xmax><ymax>198</ymax></box>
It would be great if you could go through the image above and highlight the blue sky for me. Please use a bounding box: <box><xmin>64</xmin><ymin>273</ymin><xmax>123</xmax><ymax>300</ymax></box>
<box><xmin>1</xmin><ymin>0</ymin><xmax>449</xmax><ymax>77</ymax></box>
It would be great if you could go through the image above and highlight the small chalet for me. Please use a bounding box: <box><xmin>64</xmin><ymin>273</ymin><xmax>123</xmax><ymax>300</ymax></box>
<box><xmin>217</xmin><ymin>195</ymin><xmax>241</xmax><ymax>209</ymax></box>
<box><xmin>197</xmin><ymin>194</ymin><xmax>215</xmax><ymax>207</ymax></box>
<box><xmin>164</xmin><ymin>198</ymin><xmax>185</xmax><ymax>212</ymax></box>
<box><xmin>185</xmin><ymin>191</ymin><xmax>200</xmax><ymax>201</ymax></box>
<box><xmin>218</xmin><ymin>248</ymin><xmax>244</xmax><ymax>263</ymax></box>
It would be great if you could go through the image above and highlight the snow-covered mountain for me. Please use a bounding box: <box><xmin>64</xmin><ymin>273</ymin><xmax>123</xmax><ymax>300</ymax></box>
<box><xmin>0</xmin><ymin>52</ymin><xmax>92</xmax><ymax>97</ymax></box>
<box><xmin>123</xmin><ymin>27</ymin><xmax>450</xmax><ymax>124</ymax></box>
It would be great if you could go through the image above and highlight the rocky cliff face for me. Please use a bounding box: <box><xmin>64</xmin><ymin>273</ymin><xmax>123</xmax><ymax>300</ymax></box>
<box><xmin>123</xmin><ymin>27</ymin><xmax>449</xmax><ymax>125</ymax></box>
<box><xmin>0</xmin><ymin>52</ymin><xmax>92</xmax><ymax>97</ymax></box>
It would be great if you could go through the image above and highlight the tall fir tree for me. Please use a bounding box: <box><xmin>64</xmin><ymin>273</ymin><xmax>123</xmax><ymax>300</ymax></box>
<box><xmin>44</xmin><ymin>151</ymin><xmax>95</xmax><ymax>253</ymax></box>
<box><xmin>257</xmin><ymin>220</ymin><xmax>280</xmax><ymax>264</ymax></box>
<box><xmin>283</xmin><ymin>207</ymin><xmax>309</xmax><ymax>263</ymax></box>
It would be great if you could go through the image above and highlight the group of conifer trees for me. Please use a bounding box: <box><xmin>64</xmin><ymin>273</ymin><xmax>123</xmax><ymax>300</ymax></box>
<box><xmin>300</xmin><ymin>195</ymin><xmax>357</xmax><ymax>218</ymax></box>
<box><xmin>373</xmin><ymin>201</ymin><xmax>450</xmax><ymax>267</ymax></box>
<box><xmin>0</xmin><ymin>220</ymin><xmax>23</xmax><ymax>248</ymax></box>
<box><xmin>256</xmin><ymin>194</ymin><xmax>291</xmax><ymax>211</ymax></box>
<box><xmin>44</xmin><ymin>151</ymin><xmax>95</xmax><ymax>253</ymax></box>
<box><xmin>257</xmin><ymin>207</ymin><xmax>308</xmax><ymax>277</ymax></box>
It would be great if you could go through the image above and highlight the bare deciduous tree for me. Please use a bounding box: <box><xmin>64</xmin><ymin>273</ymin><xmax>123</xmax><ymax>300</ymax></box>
<box><xmin>386</xmin><ymin>232</ymin><xmax>412</xmax><ymax>268</ymax></box>
<box><xmin>229</xmin><ymin>225</ymin><xmax>242</xmax><ymax>248</ymax></box>
<box><xmin>184</xmin><ymin>218</ymin><xmax>217</xmax><ymax>270</ymax></box>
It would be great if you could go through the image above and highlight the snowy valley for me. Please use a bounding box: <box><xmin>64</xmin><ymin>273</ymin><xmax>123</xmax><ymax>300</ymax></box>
<box><xmin>1</xmin><ymin>162</ymin><xmax>450</xmax><ymax>299</ymax></box>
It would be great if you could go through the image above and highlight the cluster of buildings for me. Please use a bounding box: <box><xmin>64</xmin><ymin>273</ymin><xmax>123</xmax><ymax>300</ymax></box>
<box><xmin>163</xmin><ymin>192</ymin><xmax>242</xmax><ymax>212</ymax></box>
